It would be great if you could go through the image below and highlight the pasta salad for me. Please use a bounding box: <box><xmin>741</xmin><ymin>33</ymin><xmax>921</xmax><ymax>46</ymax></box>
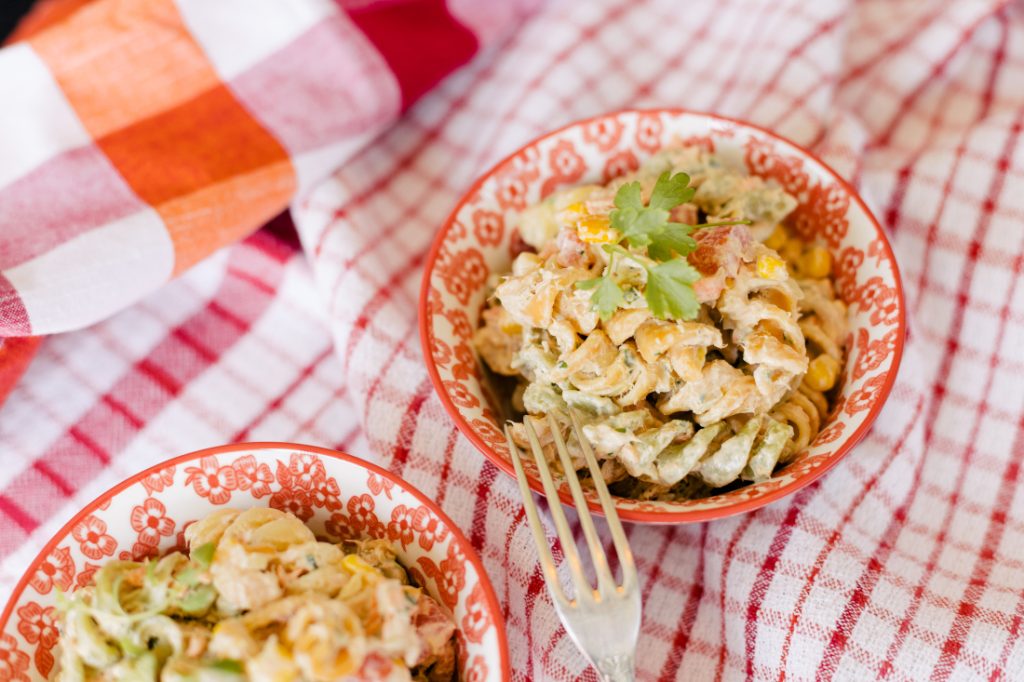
<box><xmin>55</xmin><ymin>508</ymin><xmax>456</xmax><ymax>682</ymax></box>
<box><xmin>474</xmin><ymin>144</ymin><xmax>847</xmax><ymax>501</ymax></box>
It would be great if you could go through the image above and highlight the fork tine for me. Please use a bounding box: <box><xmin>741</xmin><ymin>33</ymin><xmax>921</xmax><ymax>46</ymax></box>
<box><xmin>568</xmin><ymin>409</ymin><xmax>638</xmax><ymax>591</ymax></box>
<box><xmin>522</xmin><ymin>418</ymin><xmax>594</xmax><ymax>602</ymax></box>
<box><xmin>547</xmin><ymin>411</ymin><xmax>616</xmax><ymax>596</ymax></box>
<box><xmin>505</xmin><ymin>423</ymin><xmax>568</xmax><ymax>606</ymax></box>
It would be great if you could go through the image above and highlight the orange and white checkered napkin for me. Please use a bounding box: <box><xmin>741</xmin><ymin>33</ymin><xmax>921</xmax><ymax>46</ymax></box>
<box><xmin>0</xmin><ymin>0</ymin><xmax>523</xmax><ymax>336</ymax></box>
<box><xmin>3</xmin><ymin>0</ymin><xmax>1024</xmax><ymax>680</ymax></box>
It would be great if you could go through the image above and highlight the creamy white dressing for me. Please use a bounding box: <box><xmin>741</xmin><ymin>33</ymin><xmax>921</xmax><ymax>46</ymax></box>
<box><xmin>475</xmin><ymin>145</ymin><xmax>848</xmax><ymax>499</ymax></box>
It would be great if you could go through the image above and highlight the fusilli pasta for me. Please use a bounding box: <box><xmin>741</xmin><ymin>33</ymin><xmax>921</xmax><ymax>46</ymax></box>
<box><xmin>56</xmin><ymin>508</ymin><xmax>457</xmax><ymax>682</ymax></box>
<box><xmin>476</xmin><ymin>144</ymin><xmax>848</xmax><ymax>500</ymax></box>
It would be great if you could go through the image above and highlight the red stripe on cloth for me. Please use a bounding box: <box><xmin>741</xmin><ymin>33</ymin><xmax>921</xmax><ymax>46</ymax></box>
<box><xmin>928</xmin><ymin>244</ymin><xmax>1024</xmax><ymax>679</ymax></box>
<box><xmin>743</xmin><ymin>491</ymin><xmax>816</xmax><ymax>678</ymax></box>
<box><xmin>32</xmin><ymin>461</ymin><xmax>74</xmax><ymax>496</ymax></box>
<box><xmin>343</xmin><ymin>0</ymin><xmax>478</xmax><ymax>109</ymax></box>
<box><xmin>993</xmin><ymin>586</ymin><xmax>1024</xmax><ymax>679</ymax></box>
<box><xmin>909</xmin><ymin>25</ymin><xmax>1008</xmax><ymax>315</ymax></box>
<box><xmin>0</xmin><ymin>234</ymin><xmax>291</xmax><ymax>558</ymax></box>
<box><xmin>873</xmin><ymin>8</ymin><xmax>1005</xmax><ymax>150</ymax></box>
<box><xmin>865</xmin><ymin>33</ymin><xmax>1010</xmax><ymax>676</ymax></box>
<box><xmin>705</xmin><ymin>1</ymin><xmax>817</xmax><ymax>113</ymax></box>
<box><xmin>67</xmin><ymin>423</ymin><xmax>112</xmax><ymax>464</ymax></box>
<box><xmin>494</xmin><ymin>506</ymin><xmax>536</xmax><ymax>671</ymax></box>
<box><xmin>766</xmin><ymin>3</ymin><xmax>954</xmax><ymax>132</ymax></box>
<box><xmin>340</xmin><ymin>251</ymin><xmax>424</xmax><ymax>371</ymax></box>
<box><xmin>468</xmin><ymin>0</ymin><xmax>714</xmax><ymax>177</ymax></box>
<box><xmin>534</xmin><ymin>510</ymin><xmax>575</xmax><ymax>677</ymax></box>
<box><xmin>136</xmin><ymin>357</ymin><xmax>182</xmax><ymax>395</ymax></box>
<box><xmin>334</xmin><ymin>423</ymin><xmax>363</xmax><ymax>452</ymax></box>
<box><xmin>101</xmin><ymin>392</ymin><xmax>145</xmax><ymax>430</ymax></box>
<box><xmin>0</xmin><ymin>466</ymin><xmax>74</xmax><ymax>546</ymax></box>
<box><xmin>877</xmin><ymin>9</ymin><xmax>1006</xmax><ymax>233</ymax></box>
<box><xmin>917</xmin><ymin>120</ymin><xmax>1023</xmax><ymax>484</ymax></box>
<box><xmin>713</xmin><ymin>515</ymin><xmax>757</xmax><ymax>682</ymax></box>
<box><xmin>537</xmin><ymin>523</ymin><xmax>684</xmax><ymax>676</ymax></box>
<box><xmin>388</xmin><ymin>376</ymin><xmax>434</xmax><ymax>474</ymax></box>
<box><xmin>738</xmin><ymin>13</ymin><xmax>844</xmax><ymax>119</ymax></box>
<box><xmin>822</xmin><ymin>113</ymin><xmax>1024</xmax><ymax>677</ymax></box>
<box><xmin>836</xmin><ymin>4</ymin><xmax>953</xmax><ymax>87</ymax></box>
<box><xmin>312</xmin><ymin>0</ymin><xmax>627</xmax><ymax>263</ymax></box>
<box><xmin>0</xmin><ymin>495</ymin><xmax>35</xmax><ymax>533</ymax></box>
<box><xmin>429</xmin><ymin>427</ymin><xmax>460</xmax><ymax>508</ymax></box>
<box><xmin>932</xmin><ymin>451</ymin><xmax>1022</xmax><ymax>680</ymax></box>
<box><xmin>232</xmin><ymin>347</ymin><xmax>334</xmax><ymax>442</ymax></box>
<box><xmin>657</xmin><ymin>524</ymin><xmax>709</xmax><ymax>680</ymax></box>
<box><xmin>640</xmin><ymin>526</ymin><xmax>682</xmax><ymax>604</ymax></box>
<box><xmin>0</xmin><ymin>146</ymin><xmax>147</xmax><ymax>271</ymax></box>
<box><xmin>775</xmin><ymin>392</ymin><xmax>925</xmax><ymax>678</ymax></box>
<box><xmin>523</xmin><ymin>559</ymin><xmax>545</xmax><ymax>673</ymax></box>
<box><xmin>0</xmin><ymin>272</ymin><xmax>31</xmax><ymax>336</ymax></box>
<box><xmin>469</xmin><ymin>459</ymin><xmax>499</xmax><ymax>552</ymax></box>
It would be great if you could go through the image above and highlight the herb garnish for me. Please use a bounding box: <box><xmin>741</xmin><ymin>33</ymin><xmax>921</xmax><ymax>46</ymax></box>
<box><xmin>576</xmin><ymin>171</ymin><xmax>749</xmax><ymax>321</ymax></box>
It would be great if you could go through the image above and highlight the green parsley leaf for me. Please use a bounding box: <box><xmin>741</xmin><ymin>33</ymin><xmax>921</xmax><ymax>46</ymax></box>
<box><xmin>613</xmin><ymin>180</ymin><xmax>644</xmax><ymax>212</ymax></box>
<box><xmin>648</xmin><ymin>171</ymin><xmax>695</xmax><ymax>211</ymax></box>
<box><xmin>575</xmin><ymin>277</ymin><xmax>603</xmax><ymax>290</ymax></box>
<box><xmin>621</xmin><ymin>206</ymin><xmax>670</xmax><ymax>248</ymax></box>
<box><xmin>646</xmin><ymin>222</ymin><xmax>697</xmax><ymax>261</ymax></box>
<box><xmin>610</xmin><ymin>172</ymin><xmax>697</xmax><ymax>254</ymax></box>
<box><xmin>588</xmin><ymin>277</ymin><xmax>626</xmax><ymax>321</ymax></box>
<box><xmin>609</xmin><ymin>208</ymin><xmax>633</xmax><ymax>238</ymax></box>
<box><xmin>585</xmin><ymin>171</ymin><xmax>726</xmax><ymax>323</ymax></box>
<box><xmin>645</xmin><ymin>259</ymin><xmax>702</xmax><ymax>320</ymax></box>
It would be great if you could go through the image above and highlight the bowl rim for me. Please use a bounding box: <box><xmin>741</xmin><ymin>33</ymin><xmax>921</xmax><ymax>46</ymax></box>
<box><xmin>0</xmin><ymin>441</ymin><xmax>511</xmax><ymax>681</ymax></box>
<box><xmin>418</xmin><ymin>107</ymin><xmax>906</xmax><ymax>524</ymax></box>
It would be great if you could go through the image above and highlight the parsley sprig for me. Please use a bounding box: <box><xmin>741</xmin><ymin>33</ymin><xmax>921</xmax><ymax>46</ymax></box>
<box><xmin>576</xmin><ymin>171</ymin><xmax>748</xmax><ymax>321</ymax></box>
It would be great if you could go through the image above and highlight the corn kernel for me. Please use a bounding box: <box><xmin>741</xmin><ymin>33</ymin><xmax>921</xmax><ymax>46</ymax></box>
<box><xmin>756</xmin><ymin>254</ymin><xmax>787</xmax><ymax>280</ymax></box>
<box><xmin>576</xmin><ymin>215</ymin><xmax>618</xmax><ymax>243</ymax></box>
<box><xmin>565</xmin><ymin>202</ymin><xmax>586</xmax><ymax>215</ymax></box>
<box><xmin>780</xmin><ymin>239</ymin><xmax>803</xmax><ymax>264</ymax></box>
<box><xmin>500</xmin><ymin>321</ymin><xmax>522</xmax><ymax>334</ymax></box>
<box><xmin>805</xmin><ymin>354</ymin><xmax>841</xmax><ymax>392</ymax></box>
<box><xmin>342</xmin><ymin>554</ymin><xmax>377</xmax><ymax>575</ymax></box>
<box><xmin>799</xmin><ymin>246</ymin><xmax>833</xmax><ymax>278</ymax></box>
<box><xmin>764</xmin><ymin>224</ymin><xmax>788</xmax><ymax>250</ymax></box>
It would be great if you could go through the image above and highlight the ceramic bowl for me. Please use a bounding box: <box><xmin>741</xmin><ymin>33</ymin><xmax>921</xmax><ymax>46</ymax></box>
<box><xmin>419</xmin><ymin>108</ymin><xmax>905</xmax><ymax>524</ymax></box>
<box><xmin>0</xmin><ymin>442</ymin><xmax>508</xmax><ymax>680</ymax></box>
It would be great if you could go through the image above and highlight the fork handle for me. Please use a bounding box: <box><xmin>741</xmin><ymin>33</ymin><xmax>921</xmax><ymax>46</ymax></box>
<box><xmin>595</xmin><ymin>654</ymin><xmax>635</xmax><ymax>682</ymax></box>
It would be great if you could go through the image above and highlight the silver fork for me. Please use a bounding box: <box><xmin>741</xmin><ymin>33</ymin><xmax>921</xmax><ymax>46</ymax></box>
<box><xmin>505</xmin><ymin>408</ymin><xmax>641</xmax><ymax>682</ymax></box>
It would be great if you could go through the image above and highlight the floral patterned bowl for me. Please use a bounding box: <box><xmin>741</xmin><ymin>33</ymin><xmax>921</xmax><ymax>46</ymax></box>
<box><xmin>0</xmin><ymin>443</ymin><xmax>509</xmax><ymax>681</ymax></box>
<box><xmin>419</xmin><ymin>108</ymin><xmax>905</xmax><ymax>524</ymax></box>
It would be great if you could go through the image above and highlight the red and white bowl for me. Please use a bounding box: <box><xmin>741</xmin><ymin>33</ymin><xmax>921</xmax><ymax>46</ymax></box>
<box><xmin>0</xmin><ymin>443</ymin><xmax>509</xmax><ymax>681</ymax></box>
<box><xmin>419</xmin><ymin>108</ymin><xmax>905</xmax><ymax>524</ymax></box>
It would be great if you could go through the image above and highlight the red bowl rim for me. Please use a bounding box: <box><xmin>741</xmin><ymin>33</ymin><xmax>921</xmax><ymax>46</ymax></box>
<box><xmin>419</xmin><ymin>107</ymin><xmax>906</xmax><ymax>524</ymax></box>
<box><xmin>0</xmin><ymin>442</ymin><xmax>511</xmax><ymax>681</ymax></box>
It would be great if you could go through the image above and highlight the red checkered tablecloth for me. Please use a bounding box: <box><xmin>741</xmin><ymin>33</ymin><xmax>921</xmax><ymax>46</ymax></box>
<box><xmin>2</xmin><ymin>0</ymin><xmax>1024</xmax><ymax>679</ymax></box>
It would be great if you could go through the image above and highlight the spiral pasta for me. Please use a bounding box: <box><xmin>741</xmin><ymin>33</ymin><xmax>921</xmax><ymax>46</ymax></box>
<box><xmin>475</xmin><ymin>144</ymin><xmax>848</xmax><ymax>501</ymax></box>
<box><xmin>768</xmin><ymin>231</ymin><xmax>848</xmax><ymax>457</ymax></box>
<box><xmin>56</xmin><ymin>508</ymin><xmax>457</xmax><ymax>682</ymax></box>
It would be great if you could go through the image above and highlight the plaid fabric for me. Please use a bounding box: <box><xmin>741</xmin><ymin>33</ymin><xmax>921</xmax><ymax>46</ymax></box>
<box><xmin>0</xmin><ymin>0</ymin><xmax>517</xmax><ymax>336</ymax></box>
<box><xmin>3</xmin><ymin>0</ymin><xmax>1024</xmax><ymax>679</ymax></box>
